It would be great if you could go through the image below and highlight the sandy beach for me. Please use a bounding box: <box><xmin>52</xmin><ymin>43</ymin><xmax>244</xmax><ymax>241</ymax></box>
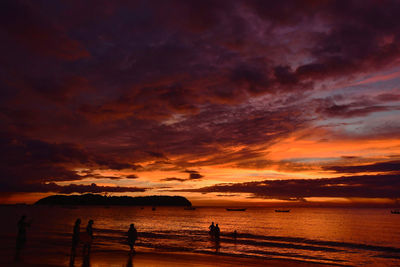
<box><xmin>2</xmin><ymin>247</ymin><xmax>340</xmax><ymax>267</ymax></box>
<box><xmin>2</xmin><ymin>205</ymin><xmax>397</xmax><ymax>266</ymax></box>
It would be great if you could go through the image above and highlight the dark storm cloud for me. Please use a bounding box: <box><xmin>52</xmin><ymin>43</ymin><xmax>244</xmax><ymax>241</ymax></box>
<box><xmin>324</xmin><ymin>161</ymin><xmax>400</xmax><ymax>174</ymax></box>
<box><xmin>377</xmin><ymin>93</ymin><xmax>400</xmax><ymax>102</ymax></box>
<box><xmin>180</xmin><ymin>170</ymin><xmax>205</xmax><ymax>181</ymax></box>
<box><xmin>79</xmin><ymin>173</ymin><xmax>122</xmax><ymax>180</ymax></box>
<box><xmin>2</xmin><ymin>0</ymin><xmax>400</xmax><ymax>119</ymax></box>
<box><xmin>189</xmin><ymin>173</ymin><xmax>203</xmax><ymax>180</ymax></box>
<box><xmin>319</xmin><ymin>103</ymin><xmax>390</xmax><ymax>118</ymax></box>
<box><xmin>146</xmin><ymin>151</ymin><xmax>167</xmax><ymax>159</ymax></box>
<box><xmin>0</xmin><ymin>132</ymin><xmax>145</xmax><ymax>192</ymax></box>
<box><xmin>0</xmin><ymin>1</ymin><xmax>89</xmax><ymax>61</ymax></box>
<box><xmin>0</xmin><ymin>182</ymin><xmax>145</xmax><ymax>194</ymax></box>
<box><xmin>294</xmin><ymin>1</ymin><xmax>400</xmax><ymax>80</ymax></box>
<box><xmin>93</xmin><ymin>158</ymin><xmax>141</xmax><ymax>170</ymax></box>
<box><xmin>2</xmin><ymin>0</ymin><xmax>399</xmax><ymax>126</ymax></box>
<box><xmin>160</xmin><ymin>170</ymin><xmax>204</xmax><ymax>182</ymax></box>
<box><xmin>0</xmin><ymin>133</ymin><xmax>139</xmax><ymax>174</ymax></box>
<box><xmin>176</xmin><ymin>174</ymin><xmax>400</xmax><ymax>199</ymax></box>
<box><xmin>54</xmin><ymin>183</ymin><xmax>145</xmax><ymax>194</ymax></box>
<box><xmin>314</xmin><ymin>96</ymin><xmax>399</xmax><ymax>118</ymax></box>
<box><xmin>161</xmin><ymin>177</ymin><xmax>187</xmax><ymax>182</ymax></box>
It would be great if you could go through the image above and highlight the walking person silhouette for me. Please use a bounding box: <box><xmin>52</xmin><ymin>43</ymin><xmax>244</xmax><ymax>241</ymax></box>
<box><xmin>127</xmin><ymin>224</ymin><xmax>138</xmax><ymax>253</ymax></box>
<box><xmin>69</xmin><ymin>218</ymin><xmax>81</xmax><ymax>266</ymax></box>
<box><xmin>214</xmin><ymin>224</ymin><xmax>221</xmax><ymax>252</ymax></box>
<box><xmin>215</xmin><ymin>223</ymin><xmax>220</xmax><ymax>241</ymax></box>
<box><xmin>14</xmin><ymin>215</ymin><xmax>31</xmax><ymax>261</ymax></box>
<box><xmin>82</xmin><ymin>220</ymin><xmax>94</xmax><ymax>256</ymax></box>
<box><xmin>209</xmin><ymin>222</ymin><xmax>215</xmax><ymax>237</ymax></box>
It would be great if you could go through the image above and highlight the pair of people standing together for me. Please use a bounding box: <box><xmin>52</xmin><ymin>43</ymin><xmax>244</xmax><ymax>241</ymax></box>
<box><xmin>208</xmin><ymin>222</ymin><xmax>220</xmax><ymax>240</ymax></box>
<box><xmin>71</xmin><ymin>219</ymin><xmax>94</xmax><ymax>261</ymax></box>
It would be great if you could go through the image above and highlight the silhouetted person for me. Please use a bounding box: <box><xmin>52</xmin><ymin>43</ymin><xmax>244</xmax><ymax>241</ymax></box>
<box><xmin>214</xmin><ymin>224</ymin><xmax>220</xmax><ymax>241</ymax></box>
<box><xmin>208</xmin><ymin>222</ymin><xmax>215</xmax><ymax>236</ymax></box>
<box><xmin>70</xmin><ymin>218</ymin><xmax>81</xmax><ymax>266</ymax></box>
<box><xmin>126</xmin><ymin>252</ymin><xmax>133</xmax><ymax>267</ymax></box>
<box><xmin>15</xmin><ymin>215</ymin><xmax>30</xmax><ymax>261</ymax></box>
<box><xmin>82</xmin><ymin>252</ymin><xmax>90</xmax><ymax>267</ymax></box>
<box><xmin>127</xmin><ymin>224</ymin><xmax>138</xmax><ymax>253</ymax></box>
<box><xmin>86</xmin><ymin>220</ymin><xmax>94</xmax><ymax>238</ymax></box>
<box><xmin>83</xmin><ymin>220</ymin><xmax>94</xmax><ymax>256</ymax></box>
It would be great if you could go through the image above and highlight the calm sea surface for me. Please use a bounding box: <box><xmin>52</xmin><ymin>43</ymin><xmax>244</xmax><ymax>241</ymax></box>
<box><xmin>0</xmin><ymin>205</ymin><xmax>399</xmax><ymax>266</ymax></box>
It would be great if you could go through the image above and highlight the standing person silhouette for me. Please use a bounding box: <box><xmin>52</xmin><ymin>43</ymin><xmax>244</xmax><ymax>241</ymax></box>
<box><xmin>127</xmin><ymin>224</ymin><xmax>138</xmax><ymax>253</ymax></box>
<box><xmin>209</xmin><ymin>222</ymin><xmax>215</xmax><ymax>237</ymax></box>
<box><xmin>69</xmin><ymin>218</ymin><xmax>81</xmax><ymax>266</ymax></box>
<box><xmin>215</xmin><ymin>223</ymin><xmax>220</xmax><ymax>241</ymax></box>
<box><xmin>14</xmin><ymin>215</ymin><xmax>31</xmax><ymax>261</ymax></box>
<box><xmin>214</xmin><ymin>224</ymin><xmax>221</xmax><ymax>253</ymax></box>
<box><xmin>83</xmin><ymin>220</ymin><xmax>94</xmax><ymax>256</ymax></box>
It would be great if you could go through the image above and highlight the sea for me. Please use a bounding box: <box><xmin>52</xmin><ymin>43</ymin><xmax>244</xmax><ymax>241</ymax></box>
<box><xmin>0</xmin><ymin>205</ymin><xmax>399</xmax><ymax>266</ymax></box>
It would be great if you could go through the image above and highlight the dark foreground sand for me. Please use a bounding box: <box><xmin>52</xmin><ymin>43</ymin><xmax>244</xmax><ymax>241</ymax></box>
<box><xmin>1</xmin><ymin>247</ymin><xmax>341</xmax><ymax>267</ymax></box>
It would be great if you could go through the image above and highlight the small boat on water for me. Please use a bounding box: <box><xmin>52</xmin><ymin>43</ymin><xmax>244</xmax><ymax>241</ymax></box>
<box><xmin>275</xmin><ymin>209</ymin><xmax>290</xmax><ymax>212</ymax></box>
<box><xmin>184</xmin><ymin>206</ymin><xmax>196</xmax><ymax>210</ymax></box>
<box><xmin>152</xmin><ymin>206</ymin><xmax>156</xmax><ymax>211</ymax></box>
<box><xmin>391</xmin><ymin>210</ymin><xmax>400</xmax><ymax>214</ymax></box>
<box><xmin>226</xmin><ymin>208</ymin><xmax>246</xmax><ymax>211</ymax></box>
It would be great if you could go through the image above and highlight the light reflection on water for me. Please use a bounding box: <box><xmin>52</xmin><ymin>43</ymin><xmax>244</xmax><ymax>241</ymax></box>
<box><xmin>1</xmin><ymin>206</ymin><xmax>400</xmax><ymax>266</ymax></box>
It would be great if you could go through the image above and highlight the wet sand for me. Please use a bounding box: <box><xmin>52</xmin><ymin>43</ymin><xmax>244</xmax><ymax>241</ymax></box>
<box><xmin>2</xmin><ymin>247</ymin><xmax>339</xmax><ymax>267</ymax></box>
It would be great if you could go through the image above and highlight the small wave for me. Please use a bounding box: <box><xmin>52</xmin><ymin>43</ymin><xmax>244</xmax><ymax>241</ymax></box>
<box><xmin>94</xmin><ymin>228</ymin><xmax>400</xmax><ymax>254</ymax></box>
<box><xmin>54</xmin><ymin>227</ymin><xmax>400</xmax><ymax>266</ymax></box>
<box><xmin>222</xmin><ymin>232</ymin><xmax>400</xmax><ymax>253</ymax></box>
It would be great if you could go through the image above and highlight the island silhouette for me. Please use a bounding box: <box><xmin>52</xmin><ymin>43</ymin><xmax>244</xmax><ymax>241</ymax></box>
<box><xmin>35</xmin><ymin>194</ymin><xmax>192</xmax><ymax>206</ymax></box>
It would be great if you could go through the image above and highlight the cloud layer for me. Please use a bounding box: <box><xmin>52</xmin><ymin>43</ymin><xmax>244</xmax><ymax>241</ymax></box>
<box><xmin>175</xmin><ymin>173</ymin><xmax>400</xmax><ymax>199</ymax></box>
<box><xmin>0</xmin><ymin>0</ymin><xmax>400</xmax><ymax>202</ymax></box>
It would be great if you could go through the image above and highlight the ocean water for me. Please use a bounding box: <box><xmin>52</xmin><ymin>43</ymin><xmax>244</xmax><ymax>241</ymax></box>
<box><xmin>0</xmin><ymin>205</ymin><xmax>399</xmax><ymax>266</ymax></box>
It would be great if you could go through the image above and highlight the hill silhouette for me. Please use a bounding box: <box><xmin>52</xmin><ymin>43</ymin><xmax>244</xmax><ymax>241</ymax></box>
<box><xmin>35</xmin><ymin>194</ymin><xmax>192</xmax><ymax>206</ymax></box>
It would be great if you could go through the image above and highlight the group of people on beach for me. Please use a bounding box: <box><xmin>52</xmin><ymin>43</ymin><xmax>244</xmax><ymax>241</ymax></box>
<box><xmin>70</xmin><ymin>218</ymin><xmax>138</xmax><ymax>253</ymax></box>
<box><xmin>15</xmin><ymin>215</ymin><xmax>232</xmax><ymax>265</ymax></box>
<box><xmin>69</xmin><ymin>218</ymin><xmax>137</xmax><ymax>266</ymax></box>
<box><xmin>14</xmin><ymin>215</ymin><xmax>138</xmax><ymax>266</ymax></box>
<box><xmin>209</xmin><ymin>221</ymin><xmax>239</xmax><ymax>241</ymax></box>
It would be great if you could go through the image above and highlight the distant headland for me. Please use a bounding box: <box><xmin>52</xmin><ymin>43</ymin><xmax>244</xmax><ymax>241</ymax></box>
<box><xmin>35</xmin><ymin>194</ymin><xmax>192</xmax><ymax>206</ymax></box>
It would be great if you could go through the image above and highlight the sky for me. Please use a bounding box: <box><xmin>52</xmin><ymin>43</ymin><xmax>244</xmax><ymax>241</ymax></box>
<box><xmin>1</xmin><ymin>0</ymin><xmax>400</xmax><ymax>206</ymax></box>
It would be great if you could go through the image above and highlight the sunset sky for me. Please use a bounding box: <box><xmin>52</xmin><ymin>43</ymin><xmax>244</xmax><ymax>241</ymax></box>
<box><xmin>1</xmin><ymin>0</ymin><xmax>400</xmax><ymax>205</ymax></box>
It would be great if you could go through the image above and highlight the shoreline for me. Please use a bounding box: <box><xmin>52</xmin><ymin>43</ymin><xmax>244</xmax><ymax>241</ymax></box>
<box><xmin>2</xmin><ymin>247</ymin><xmax>344</xmax><ymax>267</ymax></box>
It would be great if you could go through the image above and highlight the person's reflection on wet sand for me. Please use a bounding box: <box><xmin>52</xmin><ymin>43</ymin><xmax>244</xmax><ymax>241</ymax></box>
<box><xmin>69</xmin><ymin>218</ymin><xmax>81</xmax><ymax>266</ymax></box>
<box><xmin>126</xmin><ymin>252</ymin><xmax>134</xmax><ymax>267</ymax></box>
<box><xmin>232</xmin><ymin>230</ymin><xmax>238</xmax><ymax>249</ymax></box>
<box><xmin>14</xmin><ymin>215</ymin><xmax>31</xmax><ymax>262</ymax></box>
<box><xmin>215</xmin><ymin>238</ymin><xmax>220</xmax><ymax>253</ymax></box>
<box><xmin>82</xmin><ymin>252</ymin><xmax>90</xmax><ymax>267</ymax></box>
